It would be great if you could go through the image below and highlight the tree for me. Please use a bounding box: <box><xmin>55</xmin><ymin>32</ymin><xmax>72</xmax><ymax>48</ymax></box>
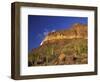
<box><xmin>45</xmin><ymin>45</ymin><xmax>54</xmax><ymax>65</ymax></box>
<box><xmin>33</xmin><ymin>53</ymin><xmax>39</xmax><ymax>65</ymax></box>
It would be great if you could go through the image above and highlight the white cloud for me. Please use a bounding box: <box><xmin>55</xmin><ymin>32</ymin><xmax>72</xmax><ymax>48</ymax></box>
<box><xmin>43</xmin><ymin>31</ymin><xmax>49</xmax><ymax>36</ymax></box>
<box><xmin>43</xmin><ymin>29</ymin><xmax>56</xmax><ymax>36</ymax></box>
<box><xmin>43</xmin><ymin>28</ymin><xmax>49</xmax><ymax>36</ymax></box>
<box><xmin>51</xmin><ymin>29</ymin><xmax>56</xmax><ymax>32</ymax></box>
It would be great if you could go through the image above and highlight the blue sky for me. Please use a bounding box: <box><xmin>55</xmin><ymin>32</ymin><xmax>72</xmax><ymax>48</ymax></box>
<box><xmin>28</xmin><ymin>15</ymin><xmax>88</xmax><ymax>52</ymax></box>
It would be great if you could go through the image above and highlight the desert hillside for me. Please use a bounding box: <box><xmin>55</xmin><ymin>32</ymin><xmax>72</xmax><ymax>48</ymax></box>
<box><xmin>41</xmin><ymin>23</ymin><xmax>87</xmax><ymax>45</ymax></box>
<box><xmin>28</xmin><ymin>23</ymin><xmax>88</xmax><ymax>66</ymax></box>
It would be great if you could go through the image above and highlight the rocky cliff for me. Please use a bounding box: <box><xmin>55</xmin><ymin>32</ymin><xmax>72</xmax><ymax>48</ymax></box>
<box><xmin>41</xmin><ymin>23</ymin><xmax>87</xmax><ymax>45</ymax></box>
<box><xmin>28</xmin><ymin>23</ymin><xmax>88</xmax><ymax>66</ymax></box>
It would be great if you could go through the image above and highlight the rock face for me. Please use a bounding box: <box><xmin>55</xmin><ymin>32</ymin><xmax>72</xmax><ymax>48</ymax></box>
<box><xmin>41</xmin><ymin>23</ymin><xmax>87</xmax><ymax>45</ymax></box>
<box><xmin>28</xmin><ymin>23</ymin><xmax>88</xmax><ymax>66</ymax></box>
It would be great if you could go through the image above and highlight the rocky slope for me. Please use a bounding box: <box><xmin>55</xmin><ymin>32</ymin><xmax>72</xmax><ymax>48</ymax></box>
<box><xmin>28</xmin><ymin>23</ymin><xmax>88</xmax><ymax>66</ymax></box>
<box><xmin>41</xmin><ymin>23</ymin><xmax>87</xmax><ymax>45</ymax></box>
